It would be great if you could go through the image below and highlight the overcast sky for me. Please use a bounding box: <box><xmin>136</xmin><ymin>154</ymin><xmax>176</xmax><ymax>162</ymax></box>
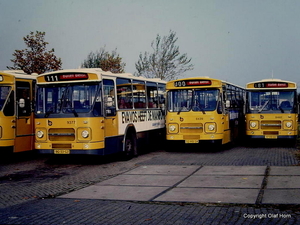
<box><xmin>1</xmin><ymin>0</ymin><xmax>300</xmax><ymax>87</ymax></box>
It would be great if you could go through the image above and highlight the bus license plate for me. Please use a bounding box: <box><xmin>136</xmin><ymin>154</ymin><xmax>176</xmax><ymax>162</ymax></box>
<box><xmin>185</xmin><ymin>140</ymin><xmax>199</xmax><ymax>144</ymax></box>
<box><xmin>265</xmin><ymin>135</ymin><xmax>277</xmax><ymax>139</ymax></box>
<box><xmin>54</xmin><ymin>149</ymin><xmax>70</xmax><ymax>154</ymax></box>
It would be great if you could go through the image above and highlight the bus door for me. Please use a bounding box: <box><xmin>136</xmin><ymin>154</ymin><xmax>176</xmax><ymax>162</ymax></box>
<box><xmin>15</xmin><ymin>81</ymin><xmax>34</xmax><ymax>152</ymax></box>
<box><xmin>222</xmin><ymin>86</ymin><xmax>231</xmax><ymax>144</ymax></box>
<box><xmin>103</xmin><ymin>79</ymin><xmax>118</xmax><ymax>138</ymax></box>
<box><xmin>0</xmin><ymin>84</ymin><xmax>15</xmax><ymax>149</ymax></box>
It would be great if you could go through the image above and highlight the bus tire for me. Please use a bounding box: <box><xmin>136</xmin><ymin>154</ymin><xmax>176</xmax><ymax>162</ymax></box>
<box><xmin>124</xmin><ymin>132</ymin><xmax>137</xmax><ymax>159</ymax></box>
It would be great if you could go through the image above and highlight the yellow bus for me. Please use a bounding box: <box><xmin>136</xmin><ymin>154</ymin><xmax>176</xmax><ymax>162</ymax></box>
<box><xmin>35</xmin><ymin>68</ymin><xmax>166</xmax><ymax>156</ymax></box>
<box><xmin>0</xmin><ymin>70</ymin><xmax>36</xmax><ymax>154</ymax></box>
<box><xmin>245</xmin><ymin>79</ymin><xmax>298</xmax><ymax>142</ymax></box>
<box><xmin>166</xmin><ymin>77</ymin><xmax>245</xmax><ymax>147</ymax></box>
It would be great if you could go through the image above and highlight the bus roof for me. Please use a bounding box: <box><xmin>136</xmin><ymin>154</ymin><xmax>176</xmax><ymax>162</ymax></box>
<box><xmin>37</xmin><ymin>68</ymin><xmax>167</xmax><ymax>84</ymax></box>
<box><xmin>0</xmin><ymin>70</ymin><xmax>38</xmax><ymax>80</ymax></box>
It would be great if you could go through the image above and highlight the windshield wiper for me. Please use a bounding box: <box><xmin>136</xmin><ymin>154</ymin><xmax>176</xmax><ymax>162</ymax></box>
<box><xmin>258</xmin><ymin>100</ymin><xmax>269</xmax><ymax>113</ymax></box>
<box><xmin>278</xmin><ymin>106</ymin><xmax>284</xmax><ymax>113</ymax></box>
<box><xmin>44</xmin><ymin>110</ymin><xmax>53</xmax><ymax>118</ymax></box>
<box><xmin>63</xmin><ymin>107</ymin><xmax>78</xmax><ymax>117</ymax></box>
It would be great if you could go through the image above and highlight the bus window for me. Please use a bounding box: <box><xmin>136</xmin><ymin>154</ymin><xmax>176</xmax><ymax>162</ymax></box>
<box><xmin>0</xmin><ymin>86</ymin><xmax>10</xmax><ymax>111</ymax></box>
<box><xmin>168</xmin><ymin>89</ymin><xmax>192</xmax><ymax>112</ymax></box>
<box><xmin>193</xmin><ymin>89</ymin><xmax>219</xmax><ymax>112</ymax></box>
<box><xmin>117</xmin><ymin>78</ymin><xmax>133</xmax><ymax>109</ymax></box>
<box><xmin>16</xmin><ymin>81</ymin><xmax>31</xmax><ymax>116</ymax></box>
<box><xmin>3</xmin><ymin>90</ymin><xmax>14</xmax><ymax>116</ymax></box>
<box><xmin>103</xmin><ymin>79</ymin><xmax>116</xmax><ymax>116</ymax></box>
<box><xmin>158</xmin><ymin>84</ymin><xmax>166</xmax><ymax>110</ymax></box>
<box><xmin>147</xmin><ymin>82</ymin><xmax>158</xmax><ymax>108</ymax></box>
<box><xmin>133</xmin><ymin>80</ymin><xmax>146</xmax><ymax>109</ymax></box>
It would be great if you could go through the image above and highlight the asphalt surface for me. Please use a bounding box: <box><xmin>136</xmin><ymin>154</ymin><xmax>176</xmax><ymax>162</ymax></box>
<box><xmin>1</xmin><ymin>145</ymin><xmax>300</xmax><ymax>224</ymax></box>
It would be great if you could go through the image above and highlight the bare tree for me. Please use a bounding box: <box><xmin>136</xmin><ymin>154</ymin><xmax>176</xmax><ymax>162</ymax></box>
<box><xmin>7</xmin><ymin>31</ymin><xmax>62</xmax><ymax>74</ymax></box>
<box><xmin>81</xmin><ymin>47</ymin><xmax>126</xmax><ymax>73</ymax></box>
<box><xmin>135</xmin><ymin>30</ymin><xmax>193</xmax><ymax>80</ymax></box>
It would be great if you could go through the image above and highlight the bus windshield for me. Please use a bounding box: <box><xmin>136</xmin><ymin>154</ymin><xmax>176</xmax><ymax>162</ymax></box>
<box><xmin>167</xmin><ymin>89</ymin><xmax>220</xmax><ymax>113</ymax></box>
<box><xmin>36</xmin><ymin>83</ymin><xmax>101</xmax><ymax>117</ymax></box>
<box><xmin>0</xmin><ymin>86</ymin><xmax>10</xmax><ymax>111</ymax></box>
<box><xmin>247</xmin><ymin>91</ymin><xmax>296</xmax><ymax>113</ymax></box>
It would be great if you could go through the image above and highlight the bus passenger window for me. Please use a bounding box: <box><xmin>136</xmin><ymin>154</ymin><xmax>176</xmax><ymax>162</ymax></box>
<box><xmin>147</xmin><ymin>82</ymin><xmax>158</xmax><ymax>108</ymax></box>
<box><xmin>117</xmin><ymin>78</ymin><xmax>133</xmax><ymax>109</ymax></box>
<box><xmin>133</xmin><ymin>80</ymin><xmax>146</xmax><ymax>109</ymax></box>
<box><xmin>158</xmin><ymin>84</ymin><xmax>166</xmax><ymax>110</ymax></box>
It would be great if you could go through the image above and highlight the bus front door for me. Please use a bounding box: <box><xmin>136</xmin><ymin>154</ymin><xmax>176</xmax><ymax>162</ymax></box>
<box><xmin>14</xmin><ymin>81</ymin><xmax>34</xmax><ymax>153</ymax></box>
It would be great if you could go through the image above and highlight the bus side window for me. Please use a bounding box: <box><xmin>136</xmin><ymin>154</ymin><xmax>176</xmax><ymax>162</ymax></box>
<box><xmin>3</xmin><ymin>91</ymin><xmax>15</xmax><ymax>116</ymax></box>
<box><xmin>146</xmin><ymin>82</ymin><xmax>158</xmax><ymax>108</ymax></box>
<box><xmin>103</xmin><ymin>79</ymin><xmax>116</xmax><ymax>116</ymax></box>
<box><xmin>117</xmin><ymin>78</ymin><xmax>133</xmax><ymax>109</ymax></box>
<box><xmin>158</xmin><ymin>84</ymin><xmax>166</xmax><ymax>112</ymax></box>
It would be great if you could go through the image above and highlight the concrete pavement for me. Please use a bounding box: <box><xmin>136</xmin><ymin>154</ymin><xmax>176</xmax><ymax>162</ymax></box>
<box><xmin>60</xmin><ymin>165</ymin><xmax>300</xmax><ymax>204</ymax></box>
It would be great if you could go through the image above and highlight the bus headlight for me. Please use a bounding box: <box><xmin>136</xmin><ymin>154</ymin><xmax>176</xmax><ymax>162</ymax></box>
<box><xmin>285</xmin><ymin>121</ymin><xmax>293</xmax><ymax>129</ymax></box>
<box><xmin>81</xmin><ymin>130</ymin><xmax>89</xmax><ymax>138</ymax></box>
<box><xmin>249</xmin><ymin>121</ymin><xmax>258</xmax><ymax>129</ymax></box>
<box><xmin>205</xmin><ymin>123</ymin><xmax>216</xmax><ymax>133</ymax></box>
<box><xmin>168</xmin><ymin>124</ymin><xmax>178</xmax><ymax>133</ymax></box>
<box><xmin>37</xmin><ymin>130</ymin><xmax>44</xmax><ymax>138</ymax></box>
<box><xmin>169</xmin><ymin>125</ymin><xmax>176</xmax><ymax>131</ymax></box>
<box><xmin>208</xmin><ymin>124</ymin><xmax>215</xmax><ymax>131</ymax></box>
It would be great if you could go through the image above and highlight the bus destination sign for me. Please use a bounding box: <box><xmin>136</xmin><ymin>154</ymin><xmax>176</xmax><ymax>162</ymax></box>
<box><xmin>254</xmin><ymin>82</ymin><xmax>288</xmax><ymax>88</ymax></box>
<box><xmin>174</xmin><ymin>80</ymin><xmax>212</xmax><ymax>87</ymax></box>
<box><xmin>45</xmin><ymin>73</ymin><xmax>89</xmax><ymax>82</ymax></box>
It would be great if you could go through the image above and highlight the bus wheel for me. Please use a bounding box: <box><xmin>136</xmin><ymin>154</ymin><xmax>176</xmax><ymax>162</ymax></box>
<box><xmin>124</xmin><ymin>132</ymin><xmax>137</xmax><ymax>159</ymax></box>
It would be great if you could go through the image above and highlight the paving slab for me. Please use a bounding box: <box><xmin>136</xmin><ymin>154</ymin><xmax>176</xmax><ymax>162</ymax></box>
<box><xmin>96</xmin><ymin>174</ymin><xmax>185</xmax><ymax>187</ymax></box>
<box><xmin>262</xmin><ymin>189</ymin><xmax>300</xmax><ymax>204</ymax></box>
<box><xmin>178</xmin><ymin>175</ymin><xmax>264</xmax><ymax>188</ymax></box>
<box><xmin>267</xmin><ymin>176</ymin><xmax>300</xmax><ymax>189</ymax></box>
<box><xmin>154</xmin><ymin>188</ymin><xmax>260</xmax><ymax>204</ymax></box>
<box><xmin>269</xmin><ymin>166</ymin><xmax>300</xmax><ymax>175</ymax></box>
<box><xmin>60</xmin><ymin>185</ymin><xmax>168</xmax><ymax>201</ymax></box>
<box><xmin>194</xmin><ymin>166</ymin><xmax>267</xmax><ymax>175</ymax></box>
<box><xmin>124</xmin><ymin>165</ymin><xmax>200</xmax><ymax>175</ymax></box>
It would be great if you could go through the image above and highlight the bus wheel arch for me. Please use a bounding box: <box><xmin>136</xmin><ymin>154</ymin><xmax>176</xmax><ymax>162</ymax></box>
<box><xmin>123</xmin><ymin>124</ymin><xmax>138</xmax><ymax>157</ymax></box>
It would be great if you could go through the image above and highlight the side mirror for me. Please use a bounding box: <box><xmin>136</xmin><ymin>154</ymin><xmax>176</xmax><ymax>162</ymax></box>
<box><xmin>19</xmin><ymin>98</ymin><xmax>25</xmax><ymax>108</ymax></box>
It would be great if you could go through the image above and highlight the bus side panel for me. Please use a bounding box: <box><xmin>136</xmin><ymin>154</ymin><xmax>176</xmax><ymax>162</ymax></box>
<box><xmin>0</xmin><ymin>113</ymin><xmax>15</xmax><ymax>147</ymax></box>
<box><xmin>15</xmin><ymin>114</ymin><xmax>34</xmax><ymax>152</ymax></box>
<box><xmin>104</xmin><ymin>135</ymin><xmax>123</xmax><ymax>155</ymax></box>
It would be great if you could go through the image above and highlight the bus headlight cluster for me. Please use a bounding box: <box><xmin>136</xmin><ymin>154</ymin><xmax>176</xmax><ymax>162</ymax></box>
<box><xmin>81</xmin><ymin>130</ymin><xmax>89</xmax><ymax>138</ymax></box>
<box><xmin>249</xmin><ymin>121</ymin><xmax>258</xmax><ymax>129</ymax></box>
<box><xmin>285</xmin><ymin>121</ymin><xmax>292</xmax><ymax>129</ymax></box>
<box><xmin>36</xmin><ymin>129</ymin><xmax>47</xmax><ymax>141</ymax></box>
<box><xmin>208</xmin><ymin>124</ymin><xmax>215</xmax><ymax>131</ymax></box>
<box><xmin>37</xmin><ymin>130</ymin><xmax>44</xmax><ymax>138</ymax></box>
<box><xmin>168</xmin><ymin>124</ymin><xmax>178</xmax><ymax>133</ymax></box>
<box><xmin>205</xmin><ymin>123</ymin><xmax>216</xmax><ymax>133</ymax></box>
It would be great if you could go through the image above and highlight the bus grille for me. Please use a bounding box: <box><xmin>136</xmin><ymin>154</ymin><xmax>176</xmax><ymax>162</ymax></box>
<box><xmin>261</xmin><ymin>120</ymin><xmax>281</xmax><ymax>130</ymax></box>
<box><xmin>48</xmin><ymin>128</ymin><xmax>75</xmax><ymax>141</ymax></box>
<box><xmin>180</xmin><ymin>123</ymin><xmax>203</xmax><ymax>133</ymax></box>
